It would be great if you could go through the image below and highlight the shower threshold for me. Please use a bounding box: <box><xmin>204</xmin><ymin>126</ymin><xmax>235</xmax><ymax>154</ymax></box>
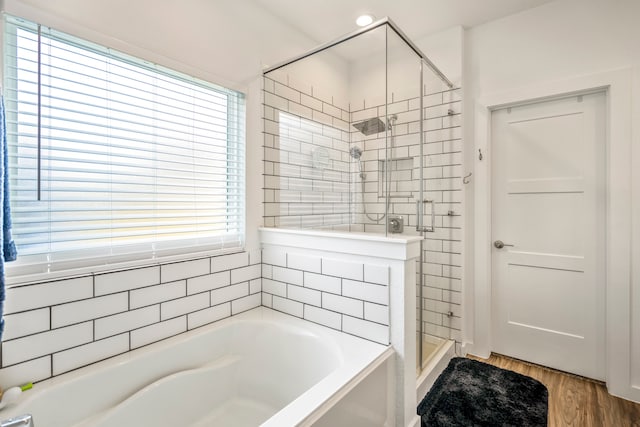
<box><xmin>416</xmin><ymin>334</ymin><xmax>456</xmax><ymax>401</ymax></box>
<box><xmin>417</xmin><ymin>333</ymin><xmax>446</xmax><ymax>373</ymax></box>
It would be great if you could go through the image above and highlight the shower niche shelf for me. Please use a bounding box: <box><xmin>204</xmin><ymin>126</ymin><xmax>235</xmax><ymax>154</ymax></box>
<box><xmin>377</xmin><ymin>156</ymin><xmax>415</xmax><ymax>199</ymax></box>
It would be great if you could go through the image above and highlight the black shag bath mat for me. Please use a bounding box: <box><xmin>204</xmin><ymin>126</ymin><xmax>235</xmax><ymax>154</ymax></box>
<box><xmin>417</xmin><ymin>357</ymin><xmax>548</xmax><ymax>427</ymax></box>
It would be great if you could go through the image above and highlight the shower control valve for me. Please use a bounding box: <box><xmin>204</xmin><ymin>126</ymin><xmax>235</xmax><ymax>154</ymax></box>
<box><xmin>388</xmin><ymin>216</ymin><xmax>404</xmax><ymax>234</ymax></box>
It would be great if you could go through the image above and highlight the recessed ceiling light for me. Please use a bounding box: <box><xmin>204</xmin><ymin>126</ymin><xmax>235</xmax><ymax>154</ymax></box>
<box><xmin>356</xmin><ymin>14</ymin><xmax>375</xmax><ymax>27</ymax></box>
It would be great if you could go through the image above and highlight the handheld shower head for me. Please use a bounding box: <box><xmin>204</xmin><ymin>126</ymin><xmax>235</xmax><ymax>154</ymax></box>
<box><xmin>387</xmin><ymin>114</ymin><xmax>398</xmax><ymax>130</ymax></box>
<box><xmin>349</xmin><ymin>146</ymin><xmax>363</xmax><ymax>159</ymax></box>
<box><xmin>349</xmin><ymin>146</ymin><xmax>365</xmax><ymax>178</ymax></box>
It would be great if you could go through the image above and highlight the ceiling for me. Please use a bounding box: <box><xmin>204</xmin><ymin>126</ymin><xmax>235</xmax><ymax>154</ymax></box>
<box><xmin>252</xmin><ymin>0</ymin><xmax>557</xmax><ymax>46</ymax></box>
<box><xmin>11</xmin><ymin>0</ymin><xmax>558</xmax><ymax>87</ymax></box>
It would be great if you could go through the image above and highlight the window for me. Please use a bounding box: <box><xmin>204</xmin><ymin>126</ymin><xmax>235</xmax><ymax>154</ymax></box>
<box><xmin>3</xmin><ymin>16</ymin><xmax>245</xmax><ymax>275</ymax></box>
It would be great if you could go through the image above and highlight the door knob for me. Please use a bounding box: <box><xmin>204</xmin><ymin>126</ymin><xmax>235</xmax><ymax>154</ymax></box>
<box><xmin>493</xmin><ymin>240</ymin><xmax>514</xmax><ymax>249</ymax></box>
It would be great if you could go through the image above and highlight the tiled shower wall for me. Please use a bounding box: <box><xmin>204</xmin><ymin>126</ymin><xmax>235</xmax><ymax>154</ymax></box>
<box><xmin>0</xmin><ymin>251</ymin><xmax>262</xmax><ymax>387</ymax></box>
<box><xmin>263</xmin><ymin>74</ymin><xmax>352</xmax><ymax>230</ymax></box>
<box><xmin>419</xmin><ymin>88</ymin><xmax>462</xmax><ymax>343</ymax></box>
<box><xmin>350</xmin><ymin>89</ymin><xmax>463</xmax><ymax>342</ymax></box>
<box><xmin>262</xmin><ymin>77</ymin><xmax>463</xmax><ymax>343</ymax></box>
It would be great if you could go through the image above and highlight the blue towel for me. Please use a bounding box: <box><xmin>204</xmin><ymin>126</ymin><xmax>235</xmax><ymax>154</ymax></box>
<box><xmin>0</xmin><ymin>95</ymin><xmax>17</xmax><ymax>341</ymax></box>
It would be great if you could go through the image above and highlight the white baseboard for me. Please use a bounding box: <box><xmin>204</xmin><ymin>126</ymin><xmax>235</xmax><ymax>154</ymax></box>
<box><xmin>461</xmin><ymin>342</ymin><xmax>490</xmax><ymax>359</ymax></box>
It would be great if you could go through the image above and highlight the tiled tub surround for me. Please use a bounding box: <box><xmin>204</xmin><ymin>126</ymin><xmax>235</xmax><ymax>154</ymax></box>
<box><xmin>0</xmin><ymin>250</ymin><xmax>262</xmax><ymax>387</ymax></box>
<box><xmin>0</xmin><ymin>228</ymin><xmax>432</xmax><ymax>427</ymax></box>
<box><xmin>261</xmin><ymin>245</ymin><xmax>391</xmax><ymax>346</ymax></box>
<box><xmin>262</xmin><ymin>74</ymin><xmax>463</xmax><ymax>344</ymax></box>
<box><xmin>259</xmin><ymin>226</ymin><xmax>423</xmax><ymax>426</ymax></box>
<box><xmin>1</xmin><ymin>308</ymin><xmax>393</xmax><ymax>427</ymax></box>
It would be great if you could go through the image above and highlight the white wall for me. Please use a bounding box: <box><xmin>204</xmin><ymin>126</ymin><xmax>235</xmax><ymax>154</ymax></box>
<box><xmin>466</xmin><ymin>0</ymin><xmax>639</xmax><ymax>93</ymax></box>
<box><xmin>414</xmin><ymin>26</ymin><xmax>463</xmax><ymax>88</ymax></box>
<box><xmin>245</xmin><ymin>77</ymin><xmax>264</xmax><ymax>250</ymax></box>
<box><xmin>464</xmin><ymin>0</ymin><xmax>640</xmax><ymax>402</ymax></box>
<box><xmin>2</xmin><ymin>0</ymin><xmax>316</xmax><ymax>88</ymax></box>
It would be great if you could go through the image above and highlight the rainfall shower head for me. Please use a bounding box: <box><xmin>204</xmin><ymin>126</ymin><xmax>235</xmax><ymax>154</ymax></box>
<box><xmin>352</xmin><ymin>117</ymin><xmax>386</xmax><ymax>136</ymax></box>
<box><xmin>349</xmin><ymin>146</ymin><xmax>363</xmax><ymax>159</ymax></box>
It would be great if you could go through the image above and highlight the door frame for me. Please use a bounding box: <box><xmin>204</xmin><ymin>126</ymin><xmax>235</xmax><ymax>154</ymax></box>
<box><xmin>468</xmin><ymin>68</ymin><xmax>637</xmax><ymax>401</ymax></box>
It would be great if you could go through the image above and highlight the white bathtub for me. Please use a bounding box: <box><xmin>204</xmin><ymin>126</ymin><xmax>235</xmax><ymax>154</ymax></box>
<box><xmin>1</xmin><ymin>307</ymin><xmax>393</xmax><ymax>427</ymax></box>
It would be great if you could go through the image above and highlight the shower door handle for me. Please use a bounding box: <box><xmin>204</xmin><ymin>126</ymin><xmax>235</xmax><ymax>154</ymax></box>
<box><xmin>416</xmin><ymin>199</ymin><xmax>435</xmax><ymax>233</ymax></box>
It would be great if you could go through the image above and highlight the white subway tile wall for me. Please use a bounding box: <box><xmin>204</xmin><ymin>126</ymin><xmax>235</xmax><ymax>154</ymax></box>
<box><xmin>51</xmin><ymin>293</ymin><xmax>128</xmax><ymax>329</ymax></box>
<box><xmin>130</xmin><ymin>317</ymin><xmax>187</xmax><ymax>350</ymax></box>
<box><xmin>0</xmin><ymin>251</ymin><xmax>261</xmax><ymax>386</ymax></box>
<box><xmin>1</xmin><ymin>308</ymin><xmax>49</xmax><ymax>341</ymax></box>
<box><xmin>94</xmin><ymin>306</ymin><xmax>159</xmax><ymax>340</ymax></box>
<box><xmin>53</xmin><ymin>333</ymin><xmax>129</xmax><ymax>376</ymax></box>
<box><xmin>263</xmin><ymin>75</ymin><xmax>462</xmax><ymax>343</ymax></box>
<box><xmin>263</xmin><ymin>75</ymin><xmax>352</xmax><ymax>230</ymax></box>
<box><xmin>1</xmin><ymin>356</ymin><xmax>52</xmax><ymax>386</ymax></box>
<box><xmin>354</xmin><ymin>87</ymin><xmax>463</xmax><ymax>343</ymax></box>
<box><xmin>187</xmin><ymin>303</ymin><xmax>231</xmax><ymax>330</ymax></box>
<box><xmin>261</xmin><ymin>247</ymin><xmax>390</xmax><ymax>345</ymax></box>
<box><xmin>131</xmin><ymin>281</ymin><xmax>187</xmax><ymax>308</ymax></box>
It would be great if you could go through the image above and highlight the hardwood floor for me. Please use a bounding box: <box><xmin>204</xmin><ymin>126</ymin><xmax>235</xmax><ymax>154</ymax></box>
<box><xmin>467</xmin><ymin>353</ymin><xmax>640</xmax><ymax>427</ymax></box>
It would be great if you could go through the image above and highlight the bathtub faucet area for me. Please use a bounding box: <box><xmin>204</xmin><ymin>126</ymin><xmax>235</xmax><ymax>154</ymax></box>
<box><xmin>1</xmin><ymin>414</ymin><xmax>34</xmax><ymax>427</ymax></box>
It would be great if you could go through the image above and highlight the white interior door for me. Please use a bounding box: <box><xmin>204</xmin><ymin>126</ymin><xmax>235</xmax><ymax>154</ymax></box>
<box><xmin>491</xmin><ymin>91</ymin><xmax>606</xmax><ymax>380</ymax></box>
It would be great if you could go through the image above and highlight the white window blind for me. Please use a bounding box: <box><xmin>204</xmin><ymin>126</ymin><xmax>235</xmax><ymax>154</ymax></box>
<box><xmin>3</xmin><ymin>16</ymin><xmax>246</xmax><ymax>275</ymax></box>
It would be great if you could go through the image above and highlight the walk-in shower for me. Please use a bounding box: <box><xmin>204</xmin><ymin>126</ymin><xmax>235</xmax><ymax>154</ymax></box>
<box><xmin>262</xmin><ymin>17</ymin><xmax>462</xmax><ymax>381</ymax></box>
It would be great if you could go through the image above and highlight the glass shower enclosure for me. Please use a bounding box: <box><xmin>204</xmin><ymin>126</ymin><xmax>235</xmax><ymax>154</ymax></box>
<box><xmin>262</xmin><ymin>18</ymin><xmax>458</xmax><ymax>373</ymax></box>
